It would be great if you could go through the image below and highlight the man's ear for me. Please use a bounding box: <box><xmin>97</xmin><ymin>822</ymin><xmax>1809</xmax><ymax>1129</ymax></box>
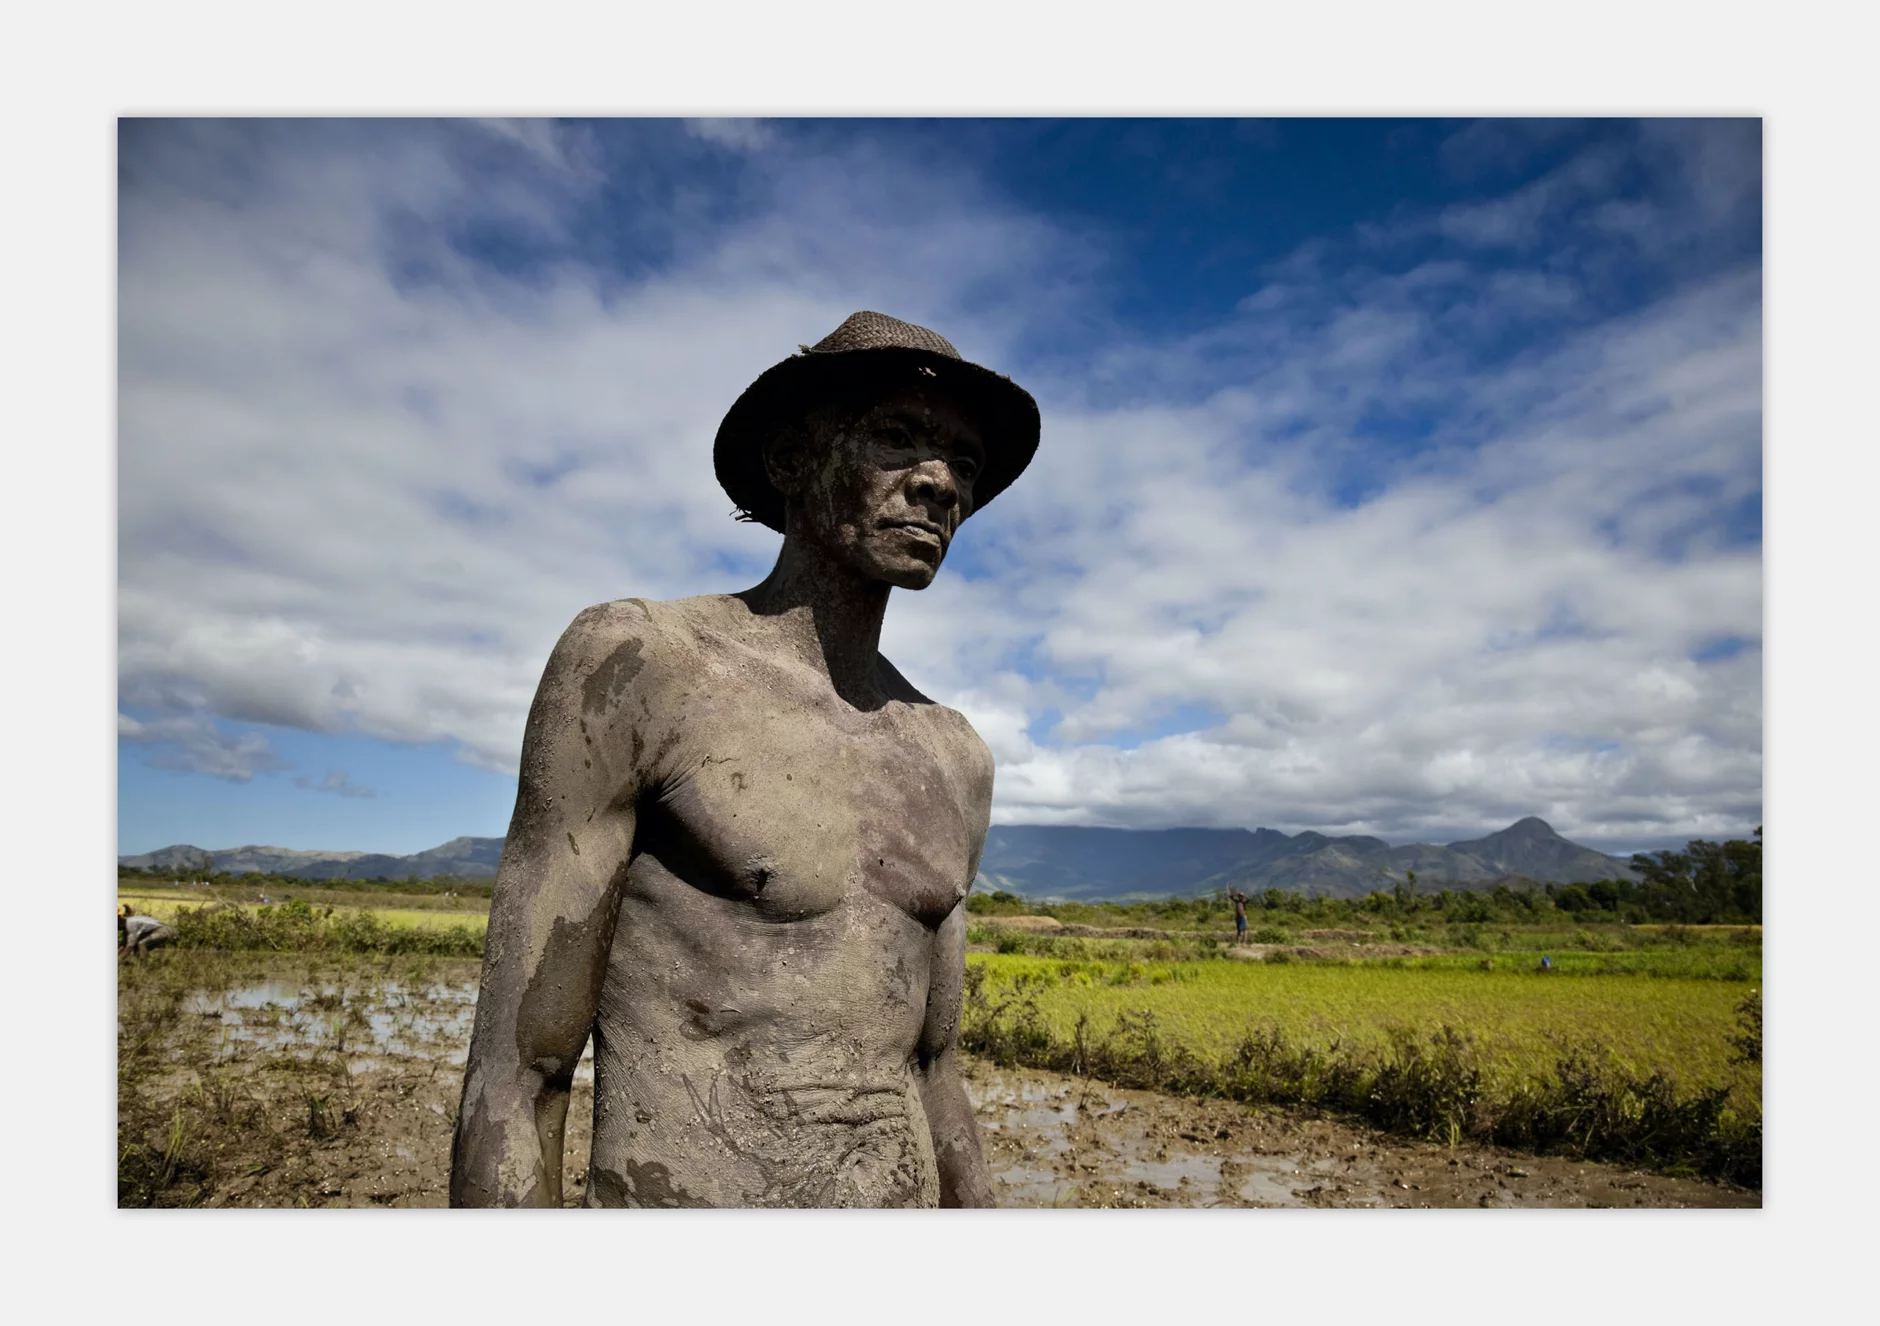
<box><xmin>762</xmin><ymin>421</ymin><xmax>818</xmax><ymax>497</ymax></box>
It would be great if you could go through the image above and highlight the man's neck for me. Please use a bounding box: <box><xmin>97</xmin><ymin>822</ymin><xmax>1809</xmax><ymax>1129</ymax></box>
<box><xmin>739</xmin><ymin>537</ymin><xmax>893</xmax><ymax>708</ymax></box>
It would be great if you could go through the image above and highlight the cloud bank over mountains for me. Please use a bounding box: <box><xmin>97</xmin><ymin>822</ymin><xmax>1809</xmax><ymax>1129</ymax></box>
<box><xmin>117</xmin><ymin>119</ymin><xmax>1761</xmax><ymax>854</ymax></box>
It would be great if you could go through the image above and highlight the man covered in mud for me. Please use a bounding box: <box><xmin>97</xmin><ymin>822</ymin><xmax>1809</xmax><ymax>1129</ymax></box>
<box><xmin>450</xmin><ymin>312</ymin><xmax>1040</xmax><ymax>1208</ymax></box>
<box><xmin>118</xmin><ymin>903</ymin><xmax>174</xmax><ymax>959</ymax></box>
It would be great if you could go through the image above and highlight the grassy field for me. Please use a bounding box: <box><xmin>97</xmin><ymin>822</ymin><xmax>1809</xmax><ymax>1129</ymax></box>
<box><xmin>119</xmin><ymin>890</ymin><xmax>490</xmax><ymax>935</ymax></box>
<box><xmin>963</xmin><ymin>953</ymin><xmax>1754</xmax><ymax>1090</ymax></box>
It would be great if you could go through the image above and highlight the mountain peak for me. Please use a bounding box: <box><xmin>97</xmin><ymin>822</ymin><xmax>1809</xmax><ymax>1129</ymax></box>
<box><xmin>1504</xmin><ymin>816</ymin><xmax>1560</xmax><ymax>838</ymax></box>
<box><xmin>1438</xmin><ymin>817</ymin><xmax>1630</xmax><ymax>888</ymax></box>
<box><xmin>1447</xmin><ymin>817</ymin><xmax>1561</xmax><ymax>850</ymax></box>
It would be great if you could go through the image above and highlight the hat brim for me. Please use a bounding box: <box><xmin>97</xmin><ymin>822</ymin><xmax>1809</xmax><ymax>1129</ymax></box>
<box><xmin>713</xmin><ymin>346</ymin><xmax>1040</xmax><ymax>534</ymax></box>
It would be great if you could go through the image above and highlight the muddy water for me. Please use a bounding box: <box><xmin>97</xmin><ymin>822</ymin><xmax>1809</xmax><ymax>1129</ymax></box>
<box><xmin>170</xmin><ymin>976</ymin><xmax>593</xmax><ymax>1084</ymax></box>
<box><xmin>120</xmin><ymin>961</ymin><xmax>1757</xmax><ymax>1209</ymax></box>
<box><xmin>964</xmin><ymin>1061</ymin><xmax>1758</xmax><ymax>1209</ymax></box>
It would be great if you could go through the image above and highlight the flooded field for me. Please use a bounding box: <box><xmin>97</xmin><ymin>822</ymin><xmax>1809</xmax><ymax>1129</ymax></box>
<box><xmin>117</xmin><ymin>953</ymin><xmax>1757</xmax><ymax>1209</ymax></box>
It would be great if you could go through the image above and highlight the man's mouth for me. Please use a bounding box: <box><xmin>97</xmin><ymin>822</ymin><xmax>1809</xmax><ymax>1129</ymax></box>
<box><xmin>883</xmin><ymin>518</ymin><xmax>945</xmax><ymax>544</ymax></box>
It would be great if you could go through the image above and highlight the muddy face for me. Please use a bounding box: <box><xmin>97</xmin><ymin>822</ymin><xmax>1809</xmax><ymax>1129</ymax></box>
<box><xmin>770</xmin><ymin>384</ymin><xmax>986</xmax><ymax>591</ymax></box>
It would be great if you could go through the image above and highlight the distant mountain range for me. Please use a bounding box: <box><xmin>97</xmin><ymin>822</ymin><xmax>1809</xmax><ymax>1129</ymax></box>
<box><xmin>976</xmin><ymin>817</ymin><xmax>1637</xmax><ymax>900</ymax></box>
<box><xmin>120</xmin><ymin>816</ymin><xmax>1636</xmax><ymax>900</ymax></box>
<box><xmin>120</xmin><ymin>836</ymin><xmax>503</xmax><ymax>882</ymax></box>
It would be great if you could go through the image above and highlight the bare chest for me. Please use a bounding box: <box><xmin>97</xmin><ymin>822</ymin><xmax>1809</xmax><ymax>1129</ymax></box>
<box><xmin>629</xmin><ymin>677</ymin><xmax>987</xmax><ymax>928</ymax></box>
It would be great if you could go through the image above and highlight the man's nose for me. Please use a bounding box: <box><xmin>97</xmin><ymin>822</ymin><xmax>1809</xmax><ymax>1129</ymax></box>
<box><xmin>906</xmin><ymin>457</ymin><xmax>959</xmax><ymax>513</ymax></box>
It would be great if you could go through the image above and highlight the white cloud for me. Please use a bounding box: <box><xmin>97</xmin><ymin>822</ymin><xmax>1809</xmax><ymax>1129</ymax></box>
<box><xmin>473</xmin><ymin>118</ymin><xmax>594</xmax><ymax>176</ymax></box>
<box><xmin>118</xmin><ymin>710</ymin><xmax>285</xmax><ymax>782</ymax></box>
<box><xmin>118</xmin><ymin>120</ymin><xmax>1761</xmax><ymax>853</ymax></box>
<box><xmin>118</xmin><ymin>120</ymin><xmax>1061</xmax><ymax>763</ymax></box>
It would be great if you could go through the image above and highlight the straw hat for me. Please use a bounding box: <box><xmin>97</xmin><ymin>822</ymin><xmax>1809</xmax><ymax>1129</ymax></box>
<box><xmin>713</xmin><ymin>311</ymin><xmax>1040</xmax><ymax>533</ymax></box>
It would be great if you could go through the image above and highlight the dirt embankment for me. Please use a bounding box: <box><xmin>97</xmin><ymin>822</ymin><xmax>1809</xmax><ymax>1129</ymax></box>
<box><xmin>117</xmin><ymin>955</ymin><xmax>1757</xmax><ymax>1209</ymax></box>
<box><xmin>979</xmin><ymin>915</ymin><xmax>1066</xmax><ymax>932</ymax></box>
<box><xmin>1223</xmin><ymin>943</ymin><xmax>1445</xmax><ymax>961</ymax></box>
<box><xmin>974</xmin><ymin>917</ymin><xmax>1443</xmax><ymax>959</ymax></box>
<box><xmin>978</xmin><ymin>915</ymin><xmax>1225</xmax><ymax>941</ymax></box>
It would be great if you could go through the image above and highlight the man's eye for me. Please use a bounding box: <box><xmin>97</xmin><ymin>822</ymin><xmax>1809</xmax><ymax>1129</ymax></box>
<box><xmin>953</xmin><ymin>458</ymin><xmax>980</xmax><ymax>482</ymax></box>
<box><xmin>876</xmin><ymin>426</ymin><xmax>914</xmax><ymax>448</ymax></box>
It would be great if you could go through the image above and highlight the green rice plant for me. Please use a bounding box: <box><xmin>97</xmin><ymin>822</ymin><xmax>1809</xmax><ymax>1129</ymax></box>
<box><xmin>305</xmin><ymin>1092</ymin><xmax>338</xmax><ymax>1140</ymax></box>
<box><xmin>960</xmin><ymin>953</ymin><xmax>1761</xmax><ymax>1184</ymax></box>
<box><xmin>1728</xmin><ymin>989</ymin><xmax>1762</xmax><ymax>1066</ymax></box>
<box><xmin>164</xmin><ymin>899</ymin><xmax>484</xmax><ymax>956</ymax></box>
<box><xmin>118</xmin><ymin>1097</ymin><xmax>213</xmax><ymax>1206</ymax></box>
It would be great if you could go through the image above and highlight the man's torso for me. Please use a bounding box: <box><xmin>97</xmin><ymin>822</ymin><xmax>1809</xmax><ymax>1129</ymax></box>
<box><xmin>578</xmin><ymin>595</ymin><xmax>991</xmax><ymax>1207</ymax></box>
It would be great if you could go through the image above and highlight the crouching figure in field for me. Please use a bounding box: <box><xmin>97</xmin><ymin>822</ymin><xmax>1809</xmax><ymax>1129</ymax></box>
<box><xmin>118</xmin><ymin>904</ymin><xmax>174</xmax><ymax>959</ymax></box>
<box><xmin>450</xmin><ymin>313</ymin><xmax>1040</xmax><ymax>1207</ymax></box>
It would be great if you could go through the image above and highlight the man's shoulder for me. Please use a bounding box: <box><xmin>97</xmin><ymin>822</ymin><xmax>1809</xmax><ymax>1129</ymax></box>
<box><xmin>558</xmin><ymin>594</ymin><xmax>736</xmax><ymax>665</ymax></box>
<box><xmin>537</xmin><ymin>598</ymin><xmax>702</xmax><ymax>720</ymax></box>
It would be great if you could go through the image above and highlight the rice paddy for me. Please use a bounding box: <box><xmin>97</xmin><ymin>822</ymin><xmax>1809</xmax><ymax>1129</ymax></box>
<box><xmin>116</xmin><ymin>880</ymin><xmax>1763</xmax><ymax>1188</ymax></box>
<box><xmin>964</xmin><ymin>952</ymin><xmax>1755</xmax><ymax>1090</ymax></box>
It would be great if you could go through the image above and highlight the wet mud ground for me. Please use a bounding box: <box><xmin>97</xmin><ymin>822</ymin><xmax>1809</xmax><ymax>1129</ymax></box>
<box><xmin>117</xmin><ymin>956</ymin><xmax>1758</xmax><ymax>1209</ymax></box>
<box><xmin>965</xmin><ymin>1062</ymin><xmax>1757</xmax><ymax>1208</ymax></box>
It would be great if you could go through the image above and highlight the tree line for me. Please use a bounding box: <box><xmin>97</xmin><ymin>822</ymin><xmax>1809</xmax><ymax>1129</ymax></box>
<box><xmin>1552</xmin><ymin>828</ymin><xmax>1761</xmax><ymax>924</ymax></box>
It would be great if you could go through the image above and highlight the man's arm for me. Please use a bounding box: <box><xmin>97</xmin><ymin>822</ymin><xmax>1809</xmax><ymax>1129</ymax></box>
<box><xmin>916</xmin><ymin>903</ymin><xmax>994</xmax><ymax>1207</ymax></box>
<box><xmin>449</xmin><ymin>604</ymin><xmax>651</xmax><ymax>1207</ymax></box>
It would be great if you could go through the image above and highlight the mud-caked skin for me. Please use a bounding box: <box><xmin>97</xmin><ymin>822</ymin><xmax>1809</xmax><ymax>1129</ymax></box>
<box><xmin>451</xmin><ymin>383</ymin><xmax>1000</xmax><ymax>1207</ymax></box>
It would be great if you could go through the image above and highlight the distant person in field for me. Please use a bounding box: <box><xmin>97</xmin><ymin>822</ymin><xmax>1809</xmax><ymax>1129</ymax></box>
<box><xmin>118</xmin><ymin>903</ymin><xmax>174</xmax><ymax>959</ymax></box>
<box><xmin>452</xmin><ymin>312</ymin><xmax>1039</xmax><ymax>1208</ymax></box>
<box><xmin>1230</xmin><ymin>889</ymin><xmax>1250</xmax><ymax>944</ymax></box>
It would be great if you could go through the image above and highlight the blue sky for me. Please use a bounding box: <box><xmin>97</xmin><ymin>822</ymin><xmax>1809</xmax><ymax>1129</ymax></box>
<box><xmin>117</xmin><ymin>117</ymin><xmax>1762</xmax><ymax>857</ymax></box>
